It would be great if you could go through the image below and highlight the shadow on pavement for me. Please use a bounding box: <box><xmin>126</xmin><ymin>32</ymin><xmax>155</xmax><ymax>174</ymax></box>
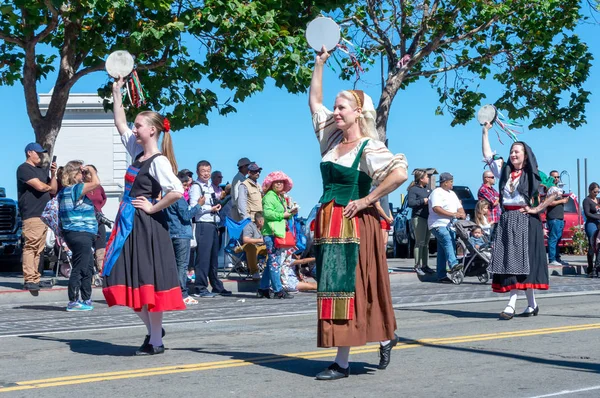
<box><xmin>402</xmin><ymin>308</ymin><xmax>499</xmax><ymax>319</ymax></box>
<box><xmin>14</xmin><ymin>304</ymin><xmax>66</xmax><ymax>312</ymax></box>
<box><xmin>171</xmin><ymin>348</ymin><xmax>378</xmax><ymax>378</ymax></box>
<box><xmin>21</xmin><ymin>335</ymin><xmax>139</xmax><ymax>357</ymax></box>
<box><xmin>400</xmin><ymin>337</ymin><xmax>600</xmax><ymax>374</ymax></box>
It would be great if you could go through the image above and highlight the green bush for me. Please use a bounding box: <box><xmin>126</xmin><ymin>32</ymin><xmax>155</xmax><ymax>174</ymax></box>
<box><xmin>566</xmin><ymin>225</ymin><xmax>587</xmax><ymax>255</ymax></box>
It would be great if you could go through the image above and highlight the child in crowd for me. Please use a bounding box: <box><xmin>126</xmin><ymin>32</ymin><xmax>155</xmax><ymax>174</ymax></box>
<box><xmin>164</xmin><ymin>170</ymin><xmax>205</xmax><ymax>305</ymax></box>
<box><xmin>468</xmin><ymin>226</ymin><xmax>488</xmax><ymax>250</ymax></box>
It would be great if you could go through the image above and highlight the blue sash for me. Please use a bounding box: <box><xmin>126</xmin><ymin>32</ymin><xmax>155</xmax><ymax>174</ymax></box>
<box><xmin>102</xmin><ymin>196</ymin><xmax>135</xmax><ymax>277</ymax></box>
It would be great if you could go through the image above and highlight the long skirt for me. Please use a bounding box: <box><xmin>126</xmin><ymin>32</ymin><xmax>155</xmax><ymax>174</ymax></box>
<box><xmin>103</xmin><ymin>209</ymin><xmax>185</xmax><ymax>312</ymax></box>
<box><xmin>490</xmin><ymin>210</ymin><xmax>549</xmax><ymax>293</ymax></box>
<box><xmin>317</xmin><ymin>204</ymin><xmax>397</xmax><ymax>347</ymax></box>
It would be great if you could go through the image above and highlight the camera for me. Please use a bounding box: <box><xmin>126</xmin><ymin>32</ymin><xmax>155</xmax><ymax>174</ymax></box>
<box><xmin>95</xmin><ymin>212</ymin><xmax>114</xmax><ymax>228</ymax></box>
<box><xmin>210</xmin><ymin>192</ymin><xmax>218</xmax><ymax>205</ymax></box>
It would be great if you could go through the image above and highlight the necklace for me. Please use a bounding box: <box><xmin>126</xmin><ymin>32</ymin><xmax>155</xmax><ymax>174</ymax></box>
<box><xmin>341</xmin><ymin>136</ymin><xmax>362</xmax><ymax>145</ymax></box>
<box><xmin>508</xmin><ymin>170</ymin><xmax>522</xmax><ymax>194</ymax></box>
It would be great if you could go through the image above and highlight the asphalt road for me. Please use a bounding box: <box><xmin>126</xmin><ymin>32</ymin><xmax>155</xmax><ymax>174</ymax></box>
<box><xmin>0</xmin><ymin>259</ymin><xmax>599</xmax><ymax>398</ymax></box>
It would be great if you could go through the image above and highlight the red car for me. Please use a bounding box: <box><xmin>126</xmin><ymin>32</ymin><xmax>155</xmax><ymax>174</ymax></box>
<box><xmin>539</xmin><ymin>194</ymin><xmax>582</xmax><ymax>247</ymax></box>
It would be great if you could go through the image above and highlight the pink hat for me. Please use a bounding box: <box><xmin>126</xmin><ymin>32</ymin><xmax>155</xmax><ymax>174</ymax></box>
<box><xmin>262</xmin><ymin>171</ymin><xmax>293</xmax><ymax>193</ymax></box>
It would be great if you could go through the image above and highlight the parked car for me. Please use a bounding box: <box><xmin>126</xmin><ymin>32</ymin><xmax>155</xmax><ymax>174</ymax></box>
<box><xmin>539</xmin><ymin>194</ymin><xmax>581</xmax><ymax>248</ymax></box>
<box><xmin>0</xmin><ymin>187</ymin><xmax>22</xmax><ymax>271</ymax></box>
<box><xmin>392</xmin><ymin>185</ymin><xmax>475</xmax><ymax>258</ymax></box>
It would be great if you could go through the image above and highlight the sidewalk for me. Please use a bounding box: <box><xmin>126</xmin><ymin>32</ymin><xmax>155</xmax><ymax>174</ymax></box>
<box><xmin>0</xmin><ymin>255</ymin><xmax>591</xmax><ymax>305</ymax></box>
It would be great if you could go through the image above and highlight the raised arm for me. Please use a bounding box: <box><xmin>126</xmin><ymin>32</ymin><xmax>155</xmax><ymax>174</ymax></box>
<box><xmin>80</xmin><ymin>166</ymin><xmax>101</xmax><ymax>197</ymax></box>
<box><xmin>309</xmin><ymin>46</ymin><xmax>330</xmax><ymax>115</ymax></box>
<box><xmin>112</xmin><ymin>77</ymin><xmax>129</xmax><ymax>136</ymax></box>
<box><xmin>482</xmin><ymin>122</ymin><xmax>494</xmax><ymax>160</ymax></box>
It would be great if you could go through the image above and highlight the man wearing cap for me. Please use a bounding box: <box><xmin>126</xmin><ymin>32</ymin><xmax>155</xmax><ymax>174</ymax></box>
<box><xmin>230</xmin><ymin>157</ymin><xmax>251</xmax><ymax>221</ymax></box>
<box><xmin>16</xmin><ymin>143</ymin><xmax>58</xmax><ymax>292</ymax></box>
<box><xmin>428</xmin><ymin>172</ymin><xmax>466</xmax><ymax>282</ymax></box>
<box><xmin>237</xmin><ymin>162</ymin><xmax>263</xmax><ymax>221</ymax></box>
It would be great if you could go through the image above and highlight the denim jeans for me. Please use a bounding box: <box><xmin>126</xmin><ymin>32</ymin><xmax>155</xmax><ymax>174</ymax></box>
<box><xmin>260</xmin><ymin>235</ymin><xmax>284</xmax><ymax>292</ymax></box>
<box><xmin>172</xmin><ymin>238</ymin><xmax>191</xmax><ymax>298</ymax></box>
<box><xmin>431</xmin><ymin>226</ymin><xmax>458</xmax><ymax>280</ymax></box>
<box><xmin>547</xmin><ymin>219</ymin><xmax>564</xmax><ymax>263</ymax></box>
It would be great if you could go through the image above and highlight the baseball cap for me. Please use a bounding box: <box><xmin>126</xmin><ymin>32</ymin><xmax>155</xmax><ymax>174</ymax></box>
<box><xmin>237</xmin><ymin>157</ymin><xmax>252</xmax><ymax>167</ymax></box>
<box><xmin>24</xmin><ymin>142</ymin><xmax>47</xmax><ymax>154</ymax></box>
<box><xmin>248</xmin><ymin>163</ymin><xmax>262</xmax><ymax>172</ymax></box>
<box><xmin>439</xmin><ymin>172</ymin><xmax>454</xmax><ymax>183</ymax></box>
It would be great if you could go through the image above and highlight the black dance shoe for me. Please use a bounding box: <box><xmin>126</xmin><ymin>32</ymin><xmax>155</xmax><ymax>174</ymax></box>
<box><xmin>315</xmin><ymin>363</ymin><xmax>350</xmax><ymax>380</ymax></box>
<box><xmin>499</xmin><ymin>305</ymin><xmax>515</xmax><ymax>320</ymax></box>
<box><xmin>519</xmin><ymin>306</ymin><xmax>539</xmax><ymax>317</ymax></box>
<box><xmin>135</xmin><ymin>344</ymin><xmax>165</xmax><ymax>356</ymax></box>
<box><xmin>256</xmin><ymin>288</ymin><xmax>271</xmax><ymax>299</ymax></box>
<box><xmin>378</xmin><ymin>333</ymin><xmax>399</xmax><ymax>370</ymax></box>
<box><xmin>139</xmin><ymin>328</ymin><xmax>166</xmax><ymax>351</ymax></box>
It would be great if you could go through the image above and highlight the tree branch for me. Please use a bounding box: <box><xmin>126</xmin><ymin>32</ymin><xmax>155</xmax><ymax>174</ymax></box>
<box><xmin>399</xmin><ymin>0</ymin><xmax>406</xmax><ymax>54</ymax></box>
<box><xmin>32</xmin><ymin>0</ymin><xmax>59</xmax><ymax>45</ymax></box>
<box><xmin>351</xmin><ymin>16</ymin><xmax>385</xmax><ymax>47</ymax></box>
<box><xmin>437</xmin><ymin>16</ymin><xmax>499</xmax><ymax>48</ymax></box>
<box><xmin>365</xmin><ymin>0</ymin><xmax>396</xmax><ymax>62</ymax></box>
<box><xmin>406</xmin><ymin>0</ymin><xmax>440</xmax><ymax>56</ymax></box>
<box><xmin>0</xmin><ymin>33</ymin><xmax>25</xmax><ymax>47</ymax></box>
<box><xmin>406</xmin><ymin>52</ymin><xmax>502</xmax><ymax>78</ymax></box>
<box><xmin>136</xmin><ymin>47</ymin><xmax>171</xmax><ymax>71</ymax></box>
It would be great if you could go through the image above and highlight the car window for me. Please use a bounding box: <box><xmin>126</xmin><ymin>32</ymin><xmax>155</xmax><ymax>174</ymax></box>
<box><xmin>453</xmin><ymin>186</ymin><xmax>474</xmax><ymax>200</ymax></box>
<box><xmin>565</xmin><ymin>197</ymin><xmax>577</xmax><ymax>213</ymax></box>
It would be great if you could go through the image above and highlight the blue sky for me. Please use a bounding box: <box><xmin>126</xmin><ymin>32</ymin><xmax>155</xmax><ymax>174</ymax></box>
<box><xmin>1</xmin><ymin>23</ymin><xmax>599</xmax><ymax>217</ymax></box>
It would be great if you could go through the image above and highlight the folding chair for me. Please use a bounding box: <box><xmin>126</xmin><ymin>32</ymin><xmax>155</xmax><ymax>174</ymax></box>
<box><xmin>222</xmin><ymin>217</ymin><xmax>264</xmax><ymax>279</ymax></box>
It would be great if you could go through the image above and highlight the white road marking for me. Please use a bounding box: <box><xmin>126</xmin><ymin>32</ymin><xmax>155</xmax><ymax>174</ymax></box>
<box><xmin>0</xmin><ymin>311</ymin><xmax>314</xmax><ymax>339</ymax></box>
<box><xmin>528</xmin><ymin>385</ymin><xmax>600</xmax><ymax>397</ymax></box>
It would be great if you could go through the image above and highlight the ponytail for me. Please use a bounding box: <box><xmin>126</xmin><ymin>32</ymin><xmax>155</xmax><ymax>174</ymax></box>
<box><xmin>161</xmin><ymin>131</ymin><xmax>178</xmax><ymax>174</ymax></box>
<box><xmin>138</xmin><ymin>110</ymin><xmax>178</xmax><ymax>174</ymax></box>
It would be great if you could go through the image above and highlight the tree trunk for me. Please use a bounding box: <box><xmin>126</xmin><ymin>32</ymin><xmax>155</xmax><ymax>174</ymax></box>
<box><xmin>376</xmin><ymin>72</ymin><xmax>404</xmax><ymax>142</ymax></box>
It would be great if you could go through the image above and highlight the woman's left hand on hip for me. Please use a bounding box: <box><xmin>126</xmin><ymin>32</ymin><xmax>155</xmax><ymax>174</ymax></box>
<box><xmin>132</xmin><ymin>196</ymin><xmax>154</xmax><ymax>214</ymax></box>
<box><xmin>344</xmin><ymin>198</ymin><xmax>368</xmax><ymax>218</ymax></box>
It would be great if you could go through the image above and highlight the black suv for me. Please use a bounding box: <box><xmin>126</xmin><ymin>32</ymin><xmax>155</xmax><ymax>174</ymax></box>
<box><xmin>0</xmin><ymin>187</ymin><xmax>22</xmax><ymax>267</ymax></box>
<box><xmin>392</xmin><ymin>185</ymin><xmax>476</xmax><ymax>258</ymax></box>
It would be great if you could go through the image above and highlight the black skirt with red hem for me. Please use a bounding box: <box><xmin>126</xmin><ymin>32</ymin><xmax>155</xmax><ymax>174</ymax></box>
<box><xmin>102</xmin><ymin>208</ymin><xmax>185</xmax><ymax>312</ymax></box>
<box><xmin>491</xmin><ymin>212</ymin><xmax>549</xmax><ymax>293</ymax></box>
<box><xmin>103</xmin><ymin>285</ymin><xmax>185</xmax><ymax>312</ymax></box>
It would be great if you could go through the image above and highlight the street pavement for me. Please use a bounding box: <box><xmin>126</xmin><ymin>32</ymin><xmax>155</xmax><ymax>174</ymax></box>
<box><xmin>0</xmin><ymin>256</ymin><xmax>599</xmax><ymax>397</ymax></box>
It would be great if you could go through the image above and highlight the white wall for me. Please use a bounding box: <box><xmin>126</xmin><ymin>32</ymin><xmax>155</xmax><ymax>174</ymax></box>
<box><xmin>40</xmin><ymin>92</ymin><xmax>128</xmax><ymax>224</ymax></box>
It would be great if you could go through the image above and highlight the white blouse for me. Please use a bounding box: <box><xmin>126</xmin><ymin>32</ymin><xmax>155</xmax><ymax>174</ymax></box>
<box><xmin>121</xmin><ymin>129</ymin><xmax>183</xmax><ymax>195</ymax></box>
<box><xmin>486</xmin><ymin>154</ymin><xmax>528</xmax><ymax>206</ymax></box>
<box><xmin>312</xmin><ymin>106</ymin><xmax>408</xmax><ymax>183</ymax></box>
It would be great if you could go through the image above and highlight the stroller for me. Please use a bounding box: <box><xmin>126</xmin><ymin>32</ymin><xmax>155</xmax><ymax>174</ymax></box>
<box><xmin>450</xmin><ymin>220</ymin><xmax>492</xmax><ymax>285</ymax></box>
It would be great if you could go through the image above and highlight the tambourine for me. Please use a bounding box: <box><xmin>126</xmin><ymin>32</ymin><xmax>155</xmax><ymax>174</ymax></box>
<box><xmin>105</xmin><ymin>50</ymin><xmax>135</xmax><ymax>79</ymax></box>
<box><xmin>305</xmin><ymin>17</ymin><xmax>340</xmax><ymax>52</ymax></box>
<box><xmin>477</xmin><ymin>104</ymin><xmax>497</xmax><ymax>126</ymax></box>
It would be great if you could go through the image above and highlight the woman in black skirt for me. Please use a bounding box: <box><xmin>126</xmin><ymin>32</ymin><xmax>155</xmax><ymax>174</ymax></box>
<box><xmin>102</xmin><ymin>77</ymin><xmax>185</xmax><ymax>355</ymax></box>
<box><xmin>481</xmin><ymin>122</ymin><xmax>559</xmax><ymax>319</ymax></box>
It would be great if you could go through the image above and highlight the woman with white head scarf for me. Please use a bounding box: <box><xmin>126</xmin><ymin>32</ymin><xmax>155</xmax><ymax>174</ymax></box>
<box><xmin>308</xmin><ymin>47</ymin><xmax>409</xmax><ymax>380</ymax></box>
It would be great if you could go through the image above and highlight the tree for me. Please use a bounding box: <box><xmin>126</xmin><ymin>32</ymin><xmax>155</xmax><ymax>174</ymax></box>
<box><xmin>0</xmin><ymin>0</ymin><xmax>337</xmax><ymax>154</ymax></box>
<box><xmin>331</xmin><ymin>0</ymin><xmax>595</xmax><ymax>141</ymax></box>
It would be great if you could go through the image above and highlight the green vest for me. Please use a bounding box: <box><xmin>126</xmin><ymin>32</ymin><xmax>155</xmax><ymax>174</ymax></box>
<box><xmin>319</xmin><ymin>140</ymin><xmax>372</xmax><ymax>206</ymax></box>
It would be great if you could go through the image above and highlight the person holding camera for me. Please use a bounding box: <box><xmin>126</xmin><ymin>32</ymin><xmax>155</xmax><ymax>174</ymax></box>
<box><xmin>189</xmin><ymin>160</ymin><xmax>232</xmax><ymax>298</ymax></box>
<box><xmin>85</xmin><ymin>165</ymin><xmax>108</xmax><ymax>281</ymax></box>
<box><xmin>57</xmin><ymin>161</ymin><xmax>100</xmax><ymax>311</ymax></box>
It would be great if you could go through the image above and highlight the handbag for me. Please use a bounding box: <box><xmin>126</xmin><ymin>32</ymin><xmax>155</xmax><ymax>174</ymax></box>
<box><xmin>275</xmin><ymin>219</ymin><xmax>296</xmax><ymax>249</ymax></box>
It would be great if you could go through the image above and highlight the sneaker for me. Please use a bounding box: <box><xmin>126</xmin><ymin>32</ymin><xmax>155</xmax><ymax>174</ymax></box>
<box><xmin>214</xmin><ymin>289</ymin><xmax>232</xmax><ymax>297</ymax></box>
<box><xmin>82</xmin><ymin>300</ymin><xmax>94</xmax><ymax>309</ymax></box>
<box><xmin>548</xmin><ymin>260</ymin><xmax>562</xmax><ymax>266</ymax></box>
<box><xmin>422</xmin><ymin>266</ymin><xmax>436</xmax><ymax>274</ymax></box>
<box><xmin>195</xmin><ymin>291</ymin><xmax>216</xmax><ymax>298</ymax></box>
<box><xmin>447</xmin><ymin>263</ymin><xmax>463</xmax><ymax>273</ymax></box>
<box><xmin>183</xmin><ymin>296</ymin><xmax>198</xmax><ymax>305</ymax></box>
<box><xmin>39</xmin><ymin>280</ymin><xmax>54</xmax><ymax>289</ymax></box>
<box><xmin>273</xmin><ymin>290</ymin><xmax>294</xmax><ymax>299</ymax></box>
<box><xmin>66</xmin><ymin>301</ymin><xmax>92</xmax><ymax>311</ymax></box>
<box><xmin>23</xmin><ymin>282</ymin><xmax>40</xmax><ymax>291</ymax></box>
<box><xmin>251</xmin><ymin>272</ymin><xmax>261</xmax><ymax>280</ymax></box>
<box><xmin>558</xmin><ymin>260</ymin><xmax>570</xmax><ymax>266</ymax></box>
<box><xmin>414</xmin><ymin>267</ymin><xmax>426</xmax><ymax>277</ymax></box>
